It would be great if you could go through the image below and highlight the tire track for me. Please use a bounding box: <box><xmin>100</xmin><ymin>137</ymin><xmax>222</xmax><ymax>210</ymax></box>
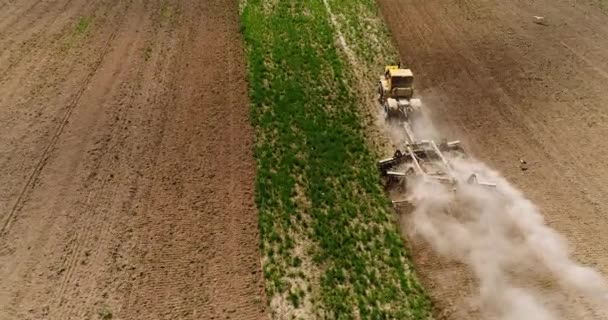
<box><xmin>0</xmin><ymin>31</ymin><xmax>116</xmax><ymax>237</ymax></box>
<box><xmin>52</xmin><ymin>5</ymin><xmax>146</xmax><ymax>318</ymax></box>
<box><xmin>0</xmin><ymin>0</ymin><xmax>114</xmax><ymax>221</ymax></box>
<box><xmin>117</xmin><ymin>33</ymin><xmax>175</xmax><ymax>318</ymax></box>
<box><xmin>53</xmin><ymin>189</ymin><xmax>98</xmax><ymax>310</ymax></box>
<box><xmin>51</xmin><ymin>135</ymin><xmax>122</xmax><ymax>299</ymax></box>
<box><xmin>53</xmin><ymin>180</ymin><xmax>119</xmax><ymax>320</ymax></box>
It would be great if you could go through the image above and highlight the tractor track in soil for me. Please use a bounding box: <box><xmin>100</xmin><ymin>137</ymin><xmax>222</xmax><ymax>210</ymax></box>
<box><xmin>0</xmin><ymin>0</ymin><xmax>265</xmax><ymax>319</ymax></box>
<box><xmin>378</xmin><ymin>0</ymin><xmax>608</xmax><ymax>319</ymax></box>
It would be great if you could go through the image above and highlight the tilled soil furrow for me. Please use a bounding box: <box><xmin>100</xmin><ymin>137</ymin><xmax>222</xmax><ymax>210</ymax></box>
<box><xmin>0</xmin><ymin>0</ymin><xmax>119</xmax><ymax>217</ymax></box>
<box><xmin>0</xmin><ymin>2</ymin><xmax>131</xmax><ymax>315</ymax></box>
<box><xmin>0</xmin><ymin>0</ymin><xmax>90</xmax><ymax>78</ymax></box>
<box><xmin>0</xmin><ymin>0</ymin><xmax>73</xmax><ymax>60</ymax></box>
<box><xmin>0</xmin><ymin>31</ymin><xmax>116</xmax><ymax>236</ymax></box>
<box><xmin>0</xmin><ymin>0</ymin><xmax>44</xmax><ymax>33</ymax></box>
<box><xmin>0</xmin><ymin>0</ymin><xmax>264</xmax><ymax>319</ymax></box>
<box><xmin>117</xmin><ymin>1</ymin><xmax>265</xmax><ymax>319</ymax></box>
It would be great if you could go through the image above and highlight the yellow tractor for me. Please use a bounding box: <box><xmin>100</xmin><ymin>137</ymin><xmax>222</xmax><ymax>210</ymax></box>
<box><xmin>378</xmin><ymin>63</ymin><xmax>421</xmax><ymax>121</ymax></box>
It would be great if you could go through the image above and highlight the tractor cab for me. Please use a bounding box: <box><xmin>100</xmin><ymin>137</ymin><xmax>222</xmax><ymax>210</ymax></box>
<box><xmin>379</xmin><ymin>65</ymin><xmax>414</xmax><ymax>102</ymax></box>
<box><xmin>379</xmin><ymin>64</ymin><xmax>418</xmax><ymax>121</ymax></box>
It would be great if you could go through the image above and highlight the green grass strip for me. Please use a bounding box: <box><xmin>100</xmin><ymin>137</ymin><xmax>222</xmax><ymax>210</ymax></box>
<box><xmin>241</xmin><ymin>0</ymin><xmax>433</xmax><ymax>318</ymax></box>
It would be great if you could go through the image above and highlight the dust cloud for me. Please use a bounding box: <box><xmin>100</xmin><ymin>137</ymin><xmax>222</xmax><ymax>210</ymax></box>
<box><xmin>380</xmin><ymin>100</ymin><xmax>608</xmax><ymax>319</ymax></box>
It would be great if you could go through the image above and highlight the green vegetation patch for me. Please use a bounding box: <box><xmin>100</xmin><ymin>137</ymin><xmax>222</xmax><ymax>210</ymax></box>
<box><xmin>159</xmin><ymin>0</ymin><xmax>180</xmax><ymax>25</ymax></box>
<box><xmin>75</xmin><ymin>16</ymin><xmax>93</xmax><ymax>35</ymax></box>
<box><xmin>241</xmin><ymin>0</ymin><xmax>433</xmax><ymax>319</ymax></box>
<box><xmin>61</xmin><ymin>16</ymin><xmax>94</xmax><ymax>52</ymax></box>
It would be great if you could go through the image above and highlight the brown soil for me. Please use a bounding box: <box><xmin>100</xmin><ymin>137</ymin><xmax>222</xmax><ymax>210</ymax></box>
<box><xmin>0</xmin><ymin>0</ymin><xmax>265</xmax><ymax>319</ymax></box>
<box><xmin>378</xmin><ymin>0</ymin><xmax>608</xmax><ymax>318</ymax></box>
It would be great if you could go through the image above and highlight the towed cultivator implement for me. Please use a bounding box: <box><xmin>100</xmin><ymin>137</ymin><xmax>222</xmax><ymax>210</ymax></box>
<box><xmin>377</xmin><ymin>63</ymin><xmax>495</xmax><ymax>205</ymax></box>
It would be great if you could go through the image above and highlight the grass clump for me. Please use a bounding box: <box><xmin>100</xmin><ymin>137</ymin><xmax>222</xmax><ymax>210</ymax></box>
<box><xmin>75</xmin><ymin>16</ymin><xmax>92</xmax><ymax>35</ymax></box>
<box><xmin>97</xmin><ymin>307</ymin><xmax>112</xmax><ymax>320</ymax></box>
<box><xmin>61</xmin><ymin>16</ymin><xmax>94</xmax><ymax>52</ymax></box>
<box><xmin>143</xmin><ymin>45</ymin><xmax>153</xmax><ymax>61</ymax></box>
<box><xmin>241</xmin><ymin>0</ymin><xmax>433</xmax><ymax>318</ymax></box>
<box><xmin>159</xmin><ymin>0</ymin><xmax>180</xmax><ymax>25</ymax></box>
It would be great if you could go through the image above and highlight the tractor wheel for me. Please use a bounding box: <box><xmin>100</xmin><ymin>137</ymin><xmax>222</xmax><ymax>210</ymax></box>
<box><xmin>385</xmin><ymin>100</ymin><xmax>401</xmax><ymax>120</ymax></box>
<box><xmin>383</xmin><ymin>102</ymin><xmax>393</xmax><ymax>122</ymax></box>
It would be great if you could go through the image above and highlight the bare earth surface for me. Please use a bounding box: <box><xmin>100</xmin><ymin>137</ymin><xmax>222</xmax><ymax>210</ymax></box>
<box><xmin>0</xmin><ymin>0</ymin><xmax>265</xmax><ymax>319</ymax></box>
<box><xmin>378</xmin><ymin>0</ymin><xmax>608</xmax><ymax>318</ymax></box>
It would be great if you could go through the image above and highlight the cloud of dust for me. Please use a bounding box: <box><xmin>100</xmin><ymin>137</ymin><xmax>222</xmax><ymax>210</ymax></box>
<box><xmin>375</xmin><ymin>99</ymin><xmax>444</xmax><ymax>146</ymax></box>
<box><xmin>378</xmin><ymin>99</ymin><xmax>608</xmax><ymax>319</ymax></box>
<box><xmin>407</xmin><ymin>159</ymin><xmax>608</xmax><ymax>319</ymax></box>
<box><xmin>375</xmin><ymin>107</ymin><xmax>409</xmax><ymax>147</ymax></box>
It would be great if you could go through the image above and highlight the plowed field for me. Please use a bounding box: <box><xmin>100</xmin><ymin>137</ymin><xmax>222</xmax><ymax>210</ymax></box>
<box><xmin>0</xmin><ymin>0</ymin><xmax>265</xmax><ymax>319</ymax></box>
<box><xmin>378</xmin><ymin>0</ymin><xmax>608</xmax><ymax>318</ymax></box>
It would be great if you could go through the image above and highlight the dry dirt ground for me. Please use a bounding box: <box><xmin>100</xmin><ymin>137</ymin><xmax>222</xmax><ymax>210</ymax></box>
<box><xmin>0</xmin><ymin>0</ymin><xmax>265</xmax><ymax>319</ymax></box>
<box><xmin>378</xmin><ymin>0</ymin><xmax>608</xmax><ymax>318</ymax></box>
